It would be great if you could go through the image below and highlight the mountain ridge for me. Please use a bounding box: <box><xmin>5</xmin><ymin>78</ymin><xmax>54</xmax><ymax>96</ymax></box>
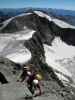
<box><xmin>0</xmin><ymin>8</ymin><xmax>75</xmax><ymax>25</ymax></box>
<box><xmin>0</xmin><ymin>10</ymin><xmax>75</xmax><ymax>100</ymax></box>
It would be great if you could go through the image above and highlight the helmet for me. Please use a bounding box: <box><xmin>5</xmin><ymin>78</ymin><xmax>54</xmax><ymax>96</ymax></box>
<box><xmin>23</xmin><ymin>64</ymin><xmax>33</xmax><ymax>70</ymax></box>
<box><xmin>23</xmin><ymin>66</ymin><xmax>30</xmax><ymax>70</ymax></box>
<box><xmin>36</xmin><ymin>74</ymin><xmax>43</xmax><ymax>80</ymax></box>
<box><xmin>24</xmin><ymin>66</ymin><xmax>28</xmax><ymax>69</ymax></box>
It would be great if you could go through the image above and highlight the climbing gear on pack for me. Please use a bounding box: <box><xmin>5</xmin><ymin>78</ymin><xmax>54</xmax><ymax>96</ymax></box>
<box><xmin>36</xmin><ymin>74</ymin><xmax>43</xmax><ymax>80</ymax></box>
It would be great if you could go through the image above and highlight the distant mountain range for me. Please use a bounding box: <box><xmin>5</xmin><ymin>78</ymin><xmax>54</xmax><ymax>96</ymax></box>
<box><xmin>0</xmin><ymin>8</ymin><xmax>75</xmax><ymax>16</ymax></box>
<box><xmin>0</xmin><ymin>8</ymin><xmax>75</xmax><ymax>25</ymax></box>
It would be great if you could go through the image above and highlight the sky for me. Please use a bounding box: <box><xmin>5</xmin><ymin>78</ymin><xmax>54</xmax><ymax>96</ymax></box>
<box><xmin>0</xmin><ymin>0</ymin><xmax>75</xmax><ymax>10</ymax></box>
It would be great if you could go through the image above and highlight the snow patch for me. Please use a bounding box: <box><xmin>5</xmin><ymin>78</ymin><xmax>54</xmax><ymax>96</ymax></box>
<box><xmin>0</xmin><ymin>18</ymin><xmax>13</xmax><ymax>30</ymax></box>
<box><xmin>52</xmin><ymin>18</ymin><xmax>75</xmax><ymax>29</ymax></box>
<box><xmin>15</xmin><ymin>30</ymin><xmax>35</xmax><ymax>40</ymax></box>
<box><xmin>55</xmin><ymin>72</ymin><xmax>69</xmax><ymax>83</ymax></box>
<box><xmin>6</xmin><ymin>47</ymin><xmax>31</xmax><ymax>64</ymax></box>
<box><xmin>34</xmin><ymin>11</ymin><xmax>52</xmax><ymax>21</ymax></box>
<box><xmin>51</xmin><ymin>37</ymin><xmax>75</xmax><ymax>59</ymax></box>
<box><xmin>15</xmin><ymin>13</ymin><xmax>32</xmax><ymax>18</ymax></box>
<box><xmin>43</xmin><ymin>36</ymin><xmax>75</xmax><ymax>82</ymax></box>
<box><xmin>44</xmin><ymin>49</ymin><xmax>72</xmax><ymax>77</ymax></box>
<box><xmin>0</xmin><ymin>36</ymin><xmax>14</xmax><ymax>53</ymax></box>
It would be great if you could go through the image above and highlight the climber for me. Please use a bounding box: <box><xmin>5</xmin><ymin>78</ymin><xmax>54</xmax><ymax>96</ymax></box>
<box><xmin>17</xmin><ymin>64</ymin><xmax>43</xmax><ymax>97</ymax></box>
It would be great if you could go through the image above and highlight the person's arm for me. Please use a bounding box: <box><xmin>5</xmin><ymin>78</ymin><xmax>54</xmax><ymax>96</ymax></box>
<box><xmin>20</xmin><ymin>76</ymin><xmax>25</xmax><ymax>82</ymax></box>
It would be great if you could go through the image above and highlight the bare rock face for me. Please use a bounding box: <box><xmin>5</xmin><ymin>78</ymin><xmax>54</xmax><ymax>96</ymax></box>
<box><xmin>0</xmin><ymin>10</ymin><xmax>75</xmax><ymax>100</ymax></box>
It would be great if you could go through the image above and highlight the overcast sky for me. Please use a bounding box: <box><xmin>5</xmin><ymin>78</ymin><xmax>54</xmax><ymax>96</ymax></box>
<box><xmin>0</xmin><ymin>0</ymin><xmax>75</xmax><ymax>10</ymax></box>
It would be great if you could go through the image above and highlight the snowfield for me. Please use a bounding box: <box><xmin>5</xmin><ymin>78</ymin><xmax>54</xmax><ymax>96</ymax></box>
<box><xmin>0</xmin><ymin>29</ymin><xmax>35</xmax><ymax>64</ymax></box>
<box><xmin>44</xmin><ymin>36</ymin><xmax>75</xmax><ymax>83</ymax></box>
<box><xmin>6</xmin><ymin>47</ymin><xmax>31</xmax><ymax>64</ymax></box>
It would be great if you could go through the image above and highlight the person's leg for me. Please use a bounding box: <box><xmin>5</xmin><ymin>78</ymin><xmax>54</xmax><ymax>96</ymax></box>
<box><xmin>34</xmin><ymin>84</ymin><xmax>42</xmax><ymax>97</ymax></box>
<box><xmin>27</xmin><ymin>83</ymin><xmax>34</xmax><ymax>95</ymax></box>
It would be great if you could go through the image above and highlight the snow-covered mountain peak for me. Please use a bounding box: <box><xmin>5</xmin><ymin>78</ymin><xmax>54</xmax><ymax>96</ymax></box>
<box><xmin>34</xmin><ymin>11</ymin><xmax>52</xmax><ymax>21</ymax></box>
<box><xmin>34</xmin><ymin>10</ymin><xmax>75</xmax><ymax>29</ymax></box>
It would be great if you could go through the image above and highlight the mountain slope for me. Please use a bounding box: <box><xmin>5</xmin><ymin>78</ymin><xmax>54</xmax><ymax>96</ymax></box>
<box><xmin>0</xmin><ymin>10</ymin><xmax>75</xmax><ymax>82</ymax></box>
<box><xmin>0</xmin><ymin>10</ymin><xmax>75</xmax><ymax>100</ymax></box>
